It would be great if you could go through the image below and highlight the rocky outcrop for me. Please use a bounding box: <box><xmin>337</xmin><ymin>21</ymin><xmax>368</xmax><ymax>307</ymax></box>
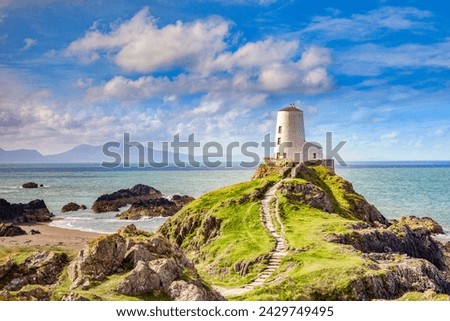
<box><xmin>68</xmin><ymin>225</ymin><xmax>223</xmax><ymax>301</ymax></box>
<box><xmin>61</xmin><ymin>202</ymin><xmax>87</xmax><ymax>213</ymax></box>
<box><xmin>92</xmin><ymin>184</ymin><xmax>163</xmax><ymax>213</ymax></box>
<box><xmin>394</xmin><ymin>216</ymin><xmax>444</xmax><ymax>234</ymax></box>
<box><xmin>159</xmin><ymin>213</ymin><xmax>222</xmax><ymax>249</ymax></box>
<box><xmin>0</xmin><ymin>287</ymin><xmax>51</xmax><ymax>301</ymax></box>
<box><xmin>117</xmin><ymin>195</ymin><xmax>194</xmax><ymax>220</ymax></box>
<box><xmin>22</xmin><ymin>182</ymin><xmax>38</xmax><ymax>189</ymax></box>
<box><xmin>0</xmin><ymin>259</ymin><xmax>14</xmax><ymax>279</ymax></box>
<box><xmin>279</xmin><ymin>181</ymin><xmax>334</xmax><ymax>212</ymax></box>
<box><xmin>0</xmin><ymin>198</ymin><xmax>53</xmax><ymax>223</ymax></box>
<box><xmin>0</xmin><ymin>223</ymin><xmax>27</xmax><ymax>237</ymax></box>
<box><xmin>68</xmin><ymin>234</ymin><xmax>128</xmax><ymax>287</ymax></box>
<box><xmin>349</xmin><ymin>255</ymin><xmax>450</xmax><ymax>300</ymax></box>
<box><xmin>294</xmin><ymin>164</ymin><xmax>389</xmax><ymax>226</ymax></box>
<box><xmin>328</xmin><ymin>220</ymin><xmax>447</xmax><ymax>269</ymax></box>
<box><xmin>0</xmin><ymin>251</ymin><xmax>68</xmax><ymax>294</ymax></box>
<box><xmin>168</xmin><ymin>280</ymin><xmax>222</xmax><ymax>301</ymax></box>
<box><xmin>116</xmin><ymin>260</ymin><xmax>162</xmax><ymax>295</ymax></box>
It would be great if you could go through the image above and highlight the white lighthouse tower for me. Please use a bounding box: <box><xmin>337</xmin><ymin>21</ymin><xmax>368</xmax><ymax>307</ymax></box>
<box><xmin>274</xmin><ymin>104</ymin><xmax>323</xmax><ymax>163</ymax></box>
<box><xmin>274</xmin><ymin>104</ymin><xmax>305</xmax><ymax>162</ymax></box>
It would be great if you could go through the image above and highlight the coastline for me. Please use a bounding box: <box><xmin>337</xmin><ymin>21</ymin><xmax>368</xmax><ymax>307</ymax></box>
<box><xmin>0</xmin><ymin>222</ymin><xmax>103</xmax><ymax>251</ymax></box>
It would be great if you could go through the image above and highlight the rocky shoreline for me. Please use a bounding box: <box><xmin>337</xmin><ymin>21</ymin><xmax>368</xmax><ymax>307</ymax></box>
<box><xmin>0</xmin><ymin>198</ymin><xmax>53</xmax><ymax>223</ymax></box>
<box><xmin>1</xmin><ymin>170</ymin><xmax>450</xmax><ymax>301</ymax></box>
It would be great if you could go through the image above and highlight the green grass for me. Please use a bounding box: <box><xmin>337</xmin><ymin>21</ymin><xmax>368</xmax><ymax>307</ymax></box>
<box><xmin>0</xmin><ymin>245</ymin><xmax>75</xmax><ymax>265</ymax></box>
<box><xmin>197</xmin><ymin>202</ymin><xmax>274</xmax><ymax>286</ymax></box>
<box><xmin>236</xmin><ymin>195</ymin><xmax>369</xmax><ymax>300</ymax></box>
<box><xmin>398</xmin><ymin>292</ymin><xmax>450</xmax><ymax>301</ymax></box>
<box><xmin>52</xmin><ymin>268</ymin><xmax>170</xmax><ymax>301</ymax></box>
<box><xmin>160</xmin><ymin>178</ymin><xmax>277</xmax><ymax>287</ymax></box>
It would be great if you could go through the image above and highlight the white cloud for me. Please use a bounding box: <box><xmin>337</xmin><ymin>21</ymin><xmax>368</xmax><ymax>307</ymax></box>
<box><xmin>258</xmin><ymin>46</ymin><xmax>333</xmax><ymax>93</ymax></box>
<box><xmin>206</xmin><ymin>38</ymin><xmax>299</xmax><ymax>72</ymax></box>
<box><xmin>434</xmin><ymin>128</ymin><xmax>448</xmax><ymax>137</ymax></box>
<box><xmin>163</xmin><ymin>94</ymin><xmax>177</xmax><ymax>103</ymax></box>
<box><xmin>21</xmin><ymin>37</ymin><xmax>37</xmax><ymax>51</ymax></box>
<box><xmin>66</xmin><ymin>8</ymin><xmax>333</xmax><ymax>102</ymax></box>
<box><xmin>380</xmin><ymin>131</ymin><xmax>398</xmax><ymax>139</ymax></box>
<box><xmin>303</xmin><ymin>6</ymin><xmax>432</xmax><ymax>41</ymax></box>
<box><xmin>84</xmin><ymin>43</ymin><xmax>333</xmax><ymax>102</ymax></box>
<box><xmin>65</xmin><ymin>7</ymin><xmax>230</xmax><ymax>72</ymax></box>
<box><xmin>337</xmin><ymin>41</ymin><xmax>450</xmax><ymax>76</ymax></box>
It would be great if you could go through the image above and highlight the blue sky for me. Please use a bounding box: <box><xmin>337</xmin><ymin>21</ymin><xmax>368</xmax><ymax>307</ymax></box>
<box><xmin>0</xmin><ymin>0</ymin><xmax>449</xmax><ymax>161</ymax></box>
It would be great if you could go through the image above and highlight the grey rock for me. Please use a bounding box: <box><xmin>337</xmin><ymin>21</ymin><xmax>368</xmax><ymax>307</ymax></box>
<box><xmin>22</xmin><ymin>182</ymin><xmax>38</xmax><ymax>189</ymax></box>
<box><xmin>0</xmin><ymin>198</ymin><xmax>53</xmax><ymax>223</ymax></box>
<box><xmin>148</xmin><ymin>258</ymin><xmax>181</xmax><ymax>289</ymax></box>
<box><xmin>0</xmin><ymin>258</ymin><xmax>14</xmax><ymax>278</ymax></box>
<box><xmin>0</xmin><ymin>223</ymin><xmax>26</xmax><ymax>237</ymax></box>
<box><xmin>279</xmin><ymin>181</ymin><xmax>334</xmax><ymax>212</ymax></box>
<box><xmin>68</xmin><ymin>233</ymin><xmax>127</xmax><ymax>288</ymax></box>
<box><xmin>116</xmin><ymin>261</ymin><xmax>161</xmax><ymax>295</ymax></box>
<box><xmin>92</xmin><ymin>184</ymin><xmax>162</xmax><ymax>213</ymax></box>
<box><xmin>3</xmin><ymin>251</ymin><xmax>67</xmax><ymax>291</ymax></box>
<box><xmin>61</xmin><ymin>292</ymin><xmax>90</xmax><ymax>301</ymax></box>
<box><xmin>124</xmin><ymin>244</ymin><xmax>157</xmax><ymax>268</ymax></box>
<box><xmin>168</xmin><ymin>280</ymin><xmax>224</xmax><ymax>301</ymax></box>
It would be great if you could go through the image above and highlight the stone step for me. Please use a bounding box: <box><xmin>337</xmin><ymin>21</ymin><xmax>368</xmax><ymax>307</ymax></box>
<box><xmin>250</xmin><ymin>280</ymin><xmax>265</xmax><ymax>287</ymax></box>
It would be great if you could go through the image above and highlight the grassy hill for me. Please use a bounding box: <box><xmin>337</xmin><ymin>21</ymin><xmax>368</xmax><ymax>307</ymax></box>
<box><xmin>159</xmin><ymin>163</ymin><xmax>450</xmax><ymax>300</ymax></box>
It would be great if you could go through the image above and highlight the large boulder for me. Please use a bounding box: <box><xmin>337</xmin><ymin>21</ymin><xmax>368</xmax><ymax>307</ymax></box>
<box><xmin>68</xmin><ymin>233</ymin><xmax>128</xmax><ymax>288</ymax></box>
<box><xmin>0</xmin><ymin>223</ymin><xmax>27</xmax><ymax>237</ymax></box>
<box><xmin>117</xmin><ymin>195</ymin><xmax>194</xmax><ymax>220</ymax></box>
<box><xmin>92</xmin><ymin>184</ymin><xmax>163</xmax><ymax>213</ymax></box>
<box><xmin>61</xmin><ymin>202</ymin><xmax>86</xmax><ymax>213</ymax></box>
<box><xmin>394</xmin><ymin>216</ymin><xmax>444</xmax><ymax>234</ymax></box>
<box><xmin>0</xmin><ymin>199</ymin><xmax>53</xmax><ymax>223</ymax></box>
<box><xmin>116</xmin><ymin>261</ymin><xmax>162</xmax><ymax>295</ymax></box>
<box><xmin>168</xmin><ymin>280</ymin><xmax>224</xmax><ymax>301</ymax></box>
<box><xmin>69</xmin><ymin>225</ymin><xmax>223</xmax><ymax>300</ymax></box>
<box><xmin>22</xmin><ymin>182</ymin><xmax>39</xmax><ymax>189</ymax></box>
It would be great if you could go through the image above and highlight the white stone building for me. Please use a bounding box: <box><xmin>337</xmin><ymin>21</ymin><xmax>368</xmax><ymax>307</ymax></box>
<box><xmin>274</xmin><ymin>104</ymin><xmax>323</xmax><ymax>163</ymax></box>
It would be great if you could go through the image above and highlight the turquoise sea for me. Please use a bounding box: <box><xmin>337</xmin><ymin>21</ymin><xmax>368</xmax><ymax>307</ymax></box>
<box><xmin>0</xmin><ymin>162</ymin><xmax>449</xmax><ymax>235</ymax></box>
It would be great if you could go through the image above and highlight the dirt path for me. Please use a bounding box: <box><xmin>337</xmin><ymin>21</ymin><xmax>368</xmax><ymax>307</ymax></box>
<box><xmin>216</xmin><ymin>182</ymin><xmax>287</xmax><ymax>297</ymax></box>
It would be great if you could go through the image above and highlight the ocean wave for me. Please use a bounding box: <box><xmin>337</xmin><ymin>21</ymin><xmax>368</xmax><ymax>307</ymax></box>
<box><xmin>49</xmin><ymin>221</ymin><xmax>112</xmax><ymax>234</ymax></box>
<box><xmin>0</xmin><ymin>190</ymin><xmax>17</xmax><ymax>194</ymax></box>
<box><xmin>432</xmin><ymin>229</ymin><xmax>450</xmax><ymax>243</ymax></box>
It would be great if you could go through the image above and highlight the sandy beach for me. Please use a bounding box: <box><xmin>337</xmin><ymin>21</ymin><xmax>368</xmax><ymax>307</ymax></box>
<box><xmin>0</xmin><ymin>223</ymin><xmax>103</xmax><ymax>251</ymax></box>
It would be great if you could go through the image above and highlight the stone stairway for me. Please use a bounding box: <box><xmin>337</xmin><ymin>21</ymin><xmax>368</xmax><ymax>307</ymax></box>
<box><xmin>244</xmin><ymin>182</ymin><xmax>287</xmax><ymax>289</ymax></box>
<box><xmin>215</xmin><ymin>182</ymin><xmax>288</xmax><ymax>297</ymax></box>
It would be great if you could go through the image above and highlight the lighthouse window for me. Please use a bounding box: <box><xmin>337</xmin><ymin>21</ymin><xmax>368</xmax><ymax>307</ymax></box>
<box><xmin>278</xmin><ymin>126</ymin><xmax>282</xmax><ymax>133</ymax></box>
<box><xmin>277</xmin><ymin>138</ymin><xmax>281</xmax><ymax>145</ymax></box>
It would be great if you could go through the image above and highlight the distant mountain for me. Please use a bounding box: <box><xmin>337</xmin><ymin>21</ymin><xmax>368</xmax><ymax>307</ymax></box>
<box><xmin>0</xmin><ymin>144</ymin><xmax>190</xmax><ymax>165</ymax></box>
<box><xmin>0</xmin><ymin>148</ymin><xmax>46</xmax><ymax>163</ymax></box>
<box><xmin>45</xmin><ymin>144</ymin><xmax>105</xmax><ymax>163</ymax></box>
